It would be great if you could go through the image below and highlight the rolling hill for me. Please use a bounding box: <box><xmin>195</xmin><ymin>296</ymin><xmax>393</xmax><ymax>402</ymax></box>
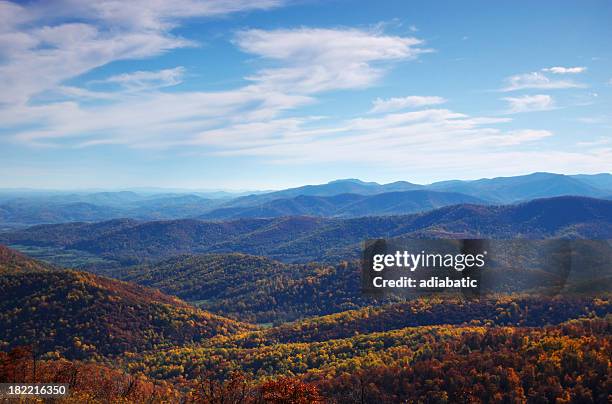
<box><xmin>219</xmin><ymin>178</ymin><xmax>425</xmax><ymax>208</ymax></box>
<box><xmin>111</xmin><ymin>255</ymin><xmax>373</xmax><ymax>323</ymax></box>
<box><xmin>428</xmin><ymin>172</ymin><xmax>608</xmax><ymax>202</ymax></box>
<box><xmin>0</xmin><ymin>245</ymin><xmax>252</xmax><ymax>359</ymax></box>
<box><xmin>110</xmin><ymin>241</ymin><xmax>611</xmax><ymax>324</ymax></box>
<box><xmin>570</xmin><ymin>173</ymin><xmax>612</xmax><ymax>190</ymax></box>
<box><xmin>113</xmin><ymin>253</ymin><xmax>317</xmax><ymax>302</ymax></box>
<box><xmin>1</xmin><ymin>173</ymin><xmax>610</xmax><ymax>226</ymax></box>
<box><xmin>217</xmin><ymin>172</ymin><xmax>611</xmax><ymax>209</ymax></box>
<box><xmin>0</xmin><ymin>244</ymin><xmax>55</xmax><ymax>273</ymax></box>
<box><xmin>237</xmin><ymin>296</ymin><xmax>612</xmax><ymax>345</ymax></box>
<box><xmin>0</xmin><ymin>193</ymin><xmax>221</xmax><ymax>225</ymax></box>
<box><xmin>199</xmin><ymin>190</ymin><xmax>486</xmax><ymax>220</ymax></box>
<box><xmin>2</xmin><ymin>196</ymin><xmax>611</xmax><ymax>264</ymax></box>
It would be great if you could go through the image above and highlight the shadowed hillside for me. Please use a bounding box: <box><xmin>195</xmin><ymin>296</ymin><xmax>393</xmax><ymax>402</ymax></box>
<box><xmin>3</xmin><ymin>196</ymin><xmax>611</xmax><ymax>264</ymax></box>
<box><xmin>429</xmin><ymin>172</ymin><xmax>609</xmax><ymax>202</ymax></box>
<box><xmin>0</xmin><ymin>246</ymin><xmax>253</xmax><ymax>359</ymax></box>
<box><xmin>199</xmin><ymin>190</ymin><xmax>486</xmax><ymax>220</ymax></box>
<box><xmin>2</xmin><ymin>174</ymin><xmax>610</xmax><ymax>226</ymax></box>
<box><xmin>0</xmin><ymin>244</ymin><xmax>55</xmax><ymax>273</ymax></box>
<box><xmin>113</xmin><ymin>256</ymin><xmax>372</xmax><ymax>323</ymax></box>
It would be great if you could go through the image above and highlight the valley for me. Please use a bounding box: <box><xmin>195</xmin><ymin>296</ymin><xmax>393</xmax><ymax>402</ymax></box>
<box><xmin>1</xmin><ymin>174</ymin><xmax>610</xmax><ymax>402</ymax></box>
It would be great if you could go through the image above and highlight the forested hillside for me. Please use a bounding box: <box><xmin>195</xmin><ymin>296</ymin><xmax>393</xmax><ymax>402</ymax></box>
<box><xmin>1</xmin><ymin>173</ymin><xmax>611</xmax><ymax>226</ymax></box>
<box><xmin>0</xmin><ymin>244</ymin><xmax>54</xmax><ymax>273</ymax></box>
<box><xmin>115</xmin><ymin>256</ymin><xmax>373</xmax><ymax>323</ymax></box>
<box><xmin>0</xmin><ymin>243</ymin><xmax>610</xmax><ymax>403</ymax></box>
<box><xmin>3</xmin><ymin>196</ymin><xmax>611</xmax><ymax>265</ymax></box>
<box><xmin>199</xmin><ymin>190</ymin><xmax>486</xmax><ymax>220</ymax></box>
<box><xmin>123</xmin><ymin>316</ymin><xmax>611</xmax><ymax>404</ymax></box>
<box><xmin>0</xmin><ymin>247</ymin><xmax>252</xmax><ymax>359</ymax></box>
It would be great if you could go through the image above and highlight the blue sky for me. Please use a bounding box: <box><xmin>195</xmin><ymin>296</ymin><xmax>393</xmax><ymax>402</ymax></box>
<box><xmin>0</xmin><ymin>0</ymin><xmax>610</xmax><ymax>190</ymax></box>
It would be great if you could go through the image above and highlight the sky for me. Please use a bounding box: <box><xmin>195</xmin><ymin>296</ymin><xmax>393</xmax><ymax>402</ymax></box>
<box><xmin>0</xmin><ymin>0</ymin><xmax>611</xmax><ymax>190</ymax></box>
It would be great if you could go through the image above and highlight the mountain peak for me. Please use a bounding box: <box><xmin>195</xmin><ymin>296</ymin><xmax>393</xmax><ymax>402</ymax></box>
<box><xmin>327</xmin><ymin>178</ymin><xmax>377</xmax><ymax>185</ymax></box>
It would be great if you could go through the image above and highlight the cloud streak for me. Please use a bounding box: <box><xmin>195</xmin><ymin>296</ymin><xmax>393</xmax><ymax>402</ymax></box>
<box><xmin>501</xmin><ymin>72</ymin><xmax>583</xmax><ymax>92</ymax></box>
<box><xmin>189</xmin><ymin>108</ymin><xmax>551</xmax><ymax>165</ymax></box>
<box><xmin>236</xmin><ymin>28</ymin><xmax>431</xmax><ymax>93</ymax></box>
<box><xmin>502</xmin><ymin>94</ymin><xmax>554</xmax><ymax>114</ymax></box>
<box><xmin>542</xmin><ymin>66</ymin><xmax>586</xmax><ymax>74</ymax></box>
<box><xmin>2</xmin><ymin>18</ymin><xmax>434</xmax><ymax>149</ymax></box>
<box><xmin>370</xmin><ymin>96</ymin><xmax>447</xmax><ymax>113</ymax></box>
<box><xmin>100</xmin><ymin>67</ymin><xmax>186</xmax><ymax>91</ymax></box>
<box><xmin>0</xmin><ymin>0</ymin><xmax>284</xmax><ymax>106</ymax></box>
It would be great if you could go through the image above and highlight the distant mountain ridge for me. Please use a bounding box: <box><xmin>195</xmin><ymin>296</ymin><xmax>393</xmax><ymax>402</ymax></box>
<box><xmin>199</xmin><ymin>190</ymin><xmax>486</xmax><ymax>220</ymax></box>
<box><xmin>428</xmin><ymin>172</ymin><xmax>607</xmax><ymax>202</ymax></box>
<box><xmin>3</xmin><ymin>196</ymin><xmax>610</xmax><ymax>265</ymax></box>
<box><xmin>0</xmin><ymin>172</ymin><xmax>609</xmax><ymax>225</ymax></box>
<box><xmin>222</xmin><ymin>178</ymin><xmax>425</xmax><ymax>208</ymax></box>
<box><xmin>0</xmin><ymin>193</ymin><xmax>223</xmax><ymax>225</ymax></box>
<box><xmin>222</xmin><ymin>172</ymin><xmax>611</xmax><ymax>207</ymax></box>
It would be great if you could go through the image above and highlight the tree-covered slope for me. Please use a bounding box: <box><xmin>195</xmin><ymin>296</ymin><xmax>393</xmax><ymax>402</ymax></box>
<box><xmin>2</xmin><ymin>196</ymin><xmax>610</xmax><ymax>265</ymax></box>
<box><xmin>0</xmin><ymin>247</ymin><xmax>253</xmax><ymax>359</ymax></box>
<box><xmin>199</xmin><ymin>190</ymin><xmax>486</xmax><ymax>220</ymax></box>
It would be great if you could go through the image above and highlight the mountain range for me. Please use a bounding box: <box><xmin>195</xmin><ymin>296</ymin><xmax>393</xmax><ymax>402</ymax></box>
<box><xmin>198</xmin><ymin>190</ymin><xmax>486</xmax><ymax>220</ymax></box>
<box><xmin>224</xmin><ymin>172</ymin><xmax>612</xmax><ymax>207</ymax></box>
<box><xmin>2</xmin><ymin>196</ymin><xmax>610</xmax><ymax>266</ymax></box>
<box><xmin>1</xmin><ymin>242</ymin><xmax>608</xmax><ymax>402</ymax></box>
<box><xmin>1</xmin><ymin>172</ymin><xmax>610</xmax><ymax>226</ymax></box>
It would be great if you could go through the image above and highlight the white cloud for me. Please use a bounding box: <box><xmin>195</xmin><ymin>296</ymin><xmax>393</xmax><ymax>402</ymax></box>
<box><xmin>576</xmin><ymin>137</ymin><xmax>611</xmax><ymax>147</ymax></box>
<box><xmin>7</xmin><ymin>88</ymin><xmax>313</xmax><ymax>146</ymax></box>
<box><xmin>22</xmin><ymin>0</ymin><xmax>283</xmax><ymax>31</ymax></box>
<box><xmin>0</xmin><ymin>1</ymin><xmax>283</xmax><ymax>105</ymax></box>
<box><xmin>494</xmin><ymin>129</ymin><xmax>553</xmax><ymax>145</ymax></box>
<box><xmin>189</xmin><ymin>108</ymin><xmax>550</xmax><ymax>165</ymax></box>
<box><xmin>501</xmin><ymin>72</ymin><xmax>583</xmax><ymax>92</ymax></box>
<box><xmin>542</xmin><ymin>66</ymin><xmax>586</xmax><ymax>74</ymax></box>
<box><xmin>0</xmin><ymin>24</ymin><xmax>190</xmax><ymax>105</ymax></box>
<box><xmin>502</xmin><ymin>94</ymin><xmax>554</xmax><ymax>114</ymax></box>
<box><xmin>101</xmin><ymin>67</ymin><xmax>186</xmax><ymax>91</ymax></box>
<box><xmin>576</xmin><ymin>116</ymin><xmax>608</xmax><ymax>125</ymax></box>
<box><xmin>0</xmin><ymin>4</ymin><xmax>435</xmax><ymax>150</ymax></box>
<box><xmin>184</xmin><ymin>109</ymin><xmax>612</xmax><ymax>180</ymax></box>
<box><xmin>370</xmin><ymin>96</ymin><xmax>447</xmax><ymax>113</ymax></box>
<box><xmin>1</xmin><ymin>2</ymin><xmax>606</xmax><ymax>178</ymax></box>
<box><xmin>235</xmin><ymin>28</ymin><xmax>431</xmax><ymax>93</ymax></box>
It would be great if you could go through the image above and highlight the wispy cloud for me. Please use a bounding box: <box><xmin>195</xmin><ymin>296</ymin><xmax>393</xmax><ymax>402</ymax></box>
<box><xmin>542</xmin><ymin>66</ymin><xmax>586</xmax><ymax>74</ymax></box>
<box><xmin>189</xmin><ymin>108</ymin><xmax>553</xmax><ymax>165</ymax></box>
<box><xmin>501</xmin><ymin>72</ymin><xmax>584</xmax><ymax>92</ymax></box>
<box><xmin>190</xmin><ymin>109</ymin><xmax>608</xmax><ymax>177</ymax></box>
<box><xmin>20</xmin><ymin>0</ymin><xmax>284</xmax><ymax>31</ymax></box>
<box><xmin>576</xmin><ymin>137</ymin><xmax>611</xmax><ymax>147</ymax></box>
<box><xmin>3</xmin><ymin>20</ymin><xmax>433</xmax><ymax>149</ymax></box>
<box><xmin>576</xmin><ymin>116</ymin><xmax>608</xmax><ymax>124</ymax></box>
<box><xmin>502</xmin><ymin>94</ymin><xmax>554</xmax><ymax>114</ymax></box>
<box><xmin>0</xmin><ymin>0</ymin><xmax>283</xmax><ymax>106</ymax></box>
<box><xmin>100</xmin><ymin>67</ymin><xmax>186</xmax><ymax>91</ymax></box>
<box><xmin>0</xmin><ymin>1</ymin><xmax>608</xmax><ymax>181</ymax></box>
<box><xmin>235</xmin><ymin>28</ymin><xmax>431</xmax><ymax>94</ymax></box>
<box><xmin>370</xmin><ymin>96</ymin><xmax>447</xmax><ymax>113</ymax></box>
<box><xmin>495</xmin><ymin>129</ymin><xmax>553</xmax><ymax>145</ymax></box>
